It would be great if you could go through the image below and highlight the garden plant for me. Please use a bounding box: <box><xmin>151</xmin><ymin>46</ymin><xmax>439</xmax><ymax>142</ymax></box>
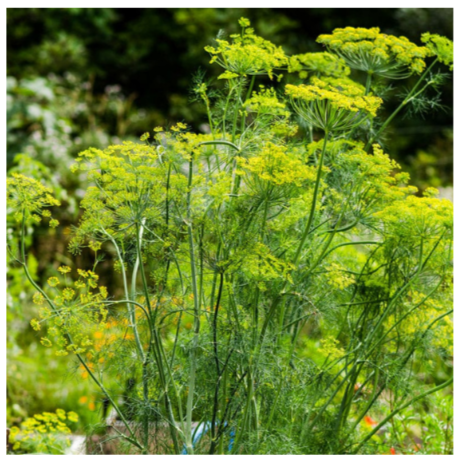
<box><xmin>7</xmin><ymin>19</ymin><xmax>453</xmax><ymax>454</ymax></box>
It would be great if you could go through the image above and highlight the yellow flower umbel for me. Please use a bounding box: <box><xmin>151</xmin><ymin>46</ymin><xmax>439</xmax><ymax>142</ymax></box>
<box><xmin>237</xmin><ymin>142</ymin><xmax>315</xmax><ymax>191</ymax></box>
<box><xmin>288</xmin><ymin>52</ymin><xmax>350</xmax><ymax>79</ymax></box>
<box><xmin>243</xmin><ymin>86</ymin><xmax>290</xmax><ymax>117</ymax></box>
<box><xmin>421</xmin><ymin>33</ymin><xmax>453</xmax><ymax>70</ymax></box>
<box><xmin>204</xmin><ymin>18</ymin><xmax>288</xmax><ymax>80</ymax></box>
<box><xmin>317</xmin><ymin>27</ymin><xmax>430</xmax><ymax>78</ymax></box>
<box><xmin>242</xmin><ymin>86</ymin><xmax>298</xmax><ymax>139</ymax></box>
<box><xmin>7</xmin><ymin>174</ymin><xmax>60</xmax><ymax>225</ymax></box>
<box><xmin>9</xmin><ymin>410</ymin><xmax>78</xmax><ymax>454</ymax></box>
<box><xmin>285</xmin><ymin>77</ymin><xmax>382</xmax><ymax>131</ymax></box>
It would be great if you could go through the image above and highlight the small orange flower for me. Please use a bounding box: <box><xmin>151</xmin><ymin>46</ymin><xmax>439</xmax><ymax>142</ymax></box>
<box><xmin>390</xmin><ymin>447</ymin><xmax>396</xmax><ymax>455</ymax></box>
<box><xmin>88</xmin><ymin>402</ymin><xmax>96</xmax><ymax>411</ymax></box>
<box><xmin>364</xmin><ymin>416</ymin><xmax>378</xmax><ymax>427</ymax></box>
<box><xmin>79</xmin><ymin>396</ymin><xmax>88</xmax><ymax>404</ymax></box>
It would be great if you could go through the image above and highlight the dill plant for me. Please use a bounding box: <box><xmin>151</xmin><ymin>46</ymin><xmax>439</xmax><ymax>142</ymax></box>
<box><xmin>7</xmin><ymin>18</ymin><xmax>453</xmax><ymax>454</ymax></box>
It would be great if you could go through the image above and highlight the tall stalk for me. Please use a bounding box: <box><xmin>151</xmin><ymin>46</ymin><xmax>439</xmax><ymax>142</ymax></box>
<box><xmin>184</xmin><ymin>150</ymin><xmax>201</xmax><ymax>454</ymax></box>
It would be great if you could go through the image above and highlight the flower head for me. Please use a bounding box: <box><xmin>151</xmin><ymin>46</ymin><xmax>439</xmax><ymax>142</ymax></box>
<box><xmin>317</xmin><ymin>27</ymin><xmax>430</xmax><ymax>78</ymax></box>
<box><xmin>421</xmin><ymin>33</ymin><xmax>453</xmax><ymax>70</ymax></box>
<box><xmin>288</xmin><ymin>52</ymin><xmax>350</xmax><ymax>79</ymax></box>
<box><xmin>285</xmin><ymin>77</ymin><xmax>382</xmax><ymax>131</ymax></box>
<box><xmin>236</xmin><ymin>142</ymin><xmax>314</xmax><ymax>188</ymax></box>
<box><xmin>7</xmin><ymin>174</ymin><xmax>60</xmax><ymax>224</ymax></box>
<box><xmin>205</xmin><ymin>22</ymin><xmax>288</xmax><ymax>80</ymax></box>
<box><xmin>243</xmin><ymin>86</ymin><xmax>290</xmax><ymax>117</ymax></box>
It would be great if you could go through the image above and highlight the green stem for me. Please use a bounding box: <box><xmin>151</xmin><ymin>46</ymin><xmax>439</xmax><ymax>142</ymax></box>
<box><xmin>222</xmin><ymin>85</ymin><xmax>235</xmax><ymax>138</ymax></box>
<box><xmin>292</xmin><ymin>129</ymin><xmax>329</xmax><ymax>266</ymax></box>
<box><xmin>102</xmin><ymin>227</ymin><xmax>145</xmax><ymax>361</ymax></box>
<box><xmin>240</xmin><ymin>75</ymin><xmax>256</xmax><ymax>134</ymax></box>
<box><xmin>365</xmin><ymin>71</ymin><xmax>373</xmax><ymax>95</ymax></box>
<box><xmin>198</xmin><ymin>140</ymin><xmax>240</xmax><ymax>152</ymax></box>
<box><xmin>258</xmin><ymin>130</ymin><xmax>329</xmax><ymax>351</ymax></box>
<box><xmin>184</xmin><ymin>150</ymin><xmax>200</xmax><ymax>454</ymax></box>
<box><xmin>364</xmin><ymin>57</ymin><xmax>439</xmax><ymax>150</ymax></box>
<box><xmin>231</xmin><ymin>81</ymin><xmax>244</xmax><ymax>142</ymax></box>
<box><xmin>19</xmin><ymin>215</ymin><xmax>143</xmax><ymax>451</ymax></box>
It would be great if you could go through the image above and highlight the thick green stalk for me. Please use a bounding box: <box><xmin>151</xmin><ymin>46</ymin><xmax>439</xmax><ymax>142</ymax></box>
<box><xmin>222</xmin><ymin>85</ymin><xmax>235</xmax><ymax>138</ymax></box>
<box><xmin>231</xmin><ymin>81</ymin><xmax>244</xmax><ymax>142</ymax></box>
<box><xmin>292</xmin><ymin>129</ymin><xmax>329</xmax><ymax>266</ymax></box>
<box><xmin>184</xmin><ymin>151</ymin><xmax>201</xmax><ymax>454</ymax></box>
<box><xmin>365</xmin><ymin>71</ymin><xmax>373</xmax><ymax>95</ymax></box>
<box><xmin>102</xmin><ymin>227</ymin><xmax>145</xmax><ymax>361</ymax></box>
<box><xmin>134</xmin><ymin>223</ymin><xmax>155</xmax><ymax>454</ymax></box>
<box><xmin>239</xmin><ymin>75</ymin><xmax>256</xmax><ymax>134</ymax></box>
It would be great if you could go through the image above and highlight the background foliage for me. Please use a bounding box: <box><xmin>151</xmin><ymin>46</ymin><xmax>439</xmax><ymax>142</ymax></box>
<box><xmin>7</xmin><ymin>8</ymin><xmax>453</xmax><ymax>188</ymax></box>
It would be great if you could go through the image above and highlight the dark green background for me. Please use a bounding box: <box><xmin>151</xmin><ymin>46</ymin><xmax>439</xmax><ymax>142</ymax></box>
<box><xmin>7</xmin><ymin>8</ymin><xmax>453</xmax><ymax>187</ymax></box>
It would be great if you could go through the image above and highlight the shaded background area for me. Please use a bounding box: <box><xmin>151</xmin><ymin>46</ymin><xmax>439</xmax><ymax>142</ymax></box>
<box><xmin>8</xmin><ymin>7</ymin><xmax>453</xmax><ymax>188</ymax></box>
<box><xmin>6</xmin><ymin>8</ymin><xmax>453</xmax><ymax>435</ymax></box>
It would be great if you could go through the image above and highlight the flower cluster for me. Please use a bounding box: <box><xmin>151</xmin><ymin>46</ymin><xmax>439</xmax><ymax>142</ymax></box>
<box><xmin>31</xmin><ymin>268</ymin><xmax>108</xmax><ymax>356</ymax></box>
<box><xmin>9</xmin><ymin>410</ymin><xmax>78</xmax><ymax>453</ymax></box>
<box><xmin>217</xmin><ymin>241</ymin><xmax>295</xmax><ymax>287</ymax></box>
<box><xmin>319</xmin><ymin>337</ymin><xmax>345</xmax><ymax>360</ymax></box>
<box><xmin>421</xmin><ymin>33</ymin><xmax>453</xmax><ymax>70</ymax></box>
<box><xmin>335</xmin><ymin>143</ymin><xmax>417</xmax><ymax>205</ymax></box>
<box><xmin>374</xmin><ymin>190</ymin><xmax>453</xmax><ymax>238</ymax></box>
<box><xmin>317</xmin><ymin>27</ymin><xmax>430</xmax><ymax>78</ymax></box>
<box><xmin>7</xmin><ymin>173</ymin><xmax>60</xmax><ymax>226</ymax></box>
<box><xmin>204</xmin><ymin>18</ymin><xmax>288</xmax><ymax>80</ymax></box>
<box><xmin>385</xmin><ymin>290</ymin><xmax>453</xmax><ymax>355</ymax></box>
<box><xmin>70</xmin><ymin>140</ymin><xmax>169</xmax><ymax>250</ymax></box>
<box><xmin>243</xmin><ymin>86</ymin><xmax>290</xmax><ymax>117</ymax></box>
<box><xmin>237</xmin><ymin>142</ymin><xmax>315</xmax><ymax>188</ymax></box>
<box><xmin>288</xmin><ymin>52</ymin><xmax>350</xmax><ymax>79</ymax></box>
<box><xmin>241</xmin><ymin>86</ymin><xmax>298</xmax><ymax>139</ymax></box>
<box><xmin>285</xmin><ymin>77</ymin><xmax>382</xmax><ymax>131</ymax></box>
<box><xmin>325</xmin><ymin>262</ymin><xmax>355</xmax><ymax>290</ymax></box>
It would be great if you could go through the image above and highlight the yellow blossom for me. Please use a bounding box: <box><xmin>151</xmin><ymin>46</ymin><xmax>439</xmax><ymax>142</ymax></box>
<box><xmin>205</xmin><ymin>20</ymin><xmax>288</xmax><ymax>80</ymax></box>
<box><xmin>57</xmin><ymin>265</ymin><xmax>71</xmax><ymax>274</ymax></box>
<box><xmin>317</xmin><ymin>27</ymin><xmax>430</xmax><ymax>77</ymax></box>
<box><xmin>47</xmin><ymin>277</ymin><xmax>60</xmax><ymax>287</ymax></box>
<box><xmin>421</xmin><ymin>33</ymin><xmax>453</xmax><ymax>70</ymax></box>
<box><xmin>286</xmin><ymin>77</ymin><xmax>382</xmax><ymax>131</ymax></box>
<box><xmin>33</xmin><ymin>292</ymin><xmax>45</xmax><ymax>305</ymax></box>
